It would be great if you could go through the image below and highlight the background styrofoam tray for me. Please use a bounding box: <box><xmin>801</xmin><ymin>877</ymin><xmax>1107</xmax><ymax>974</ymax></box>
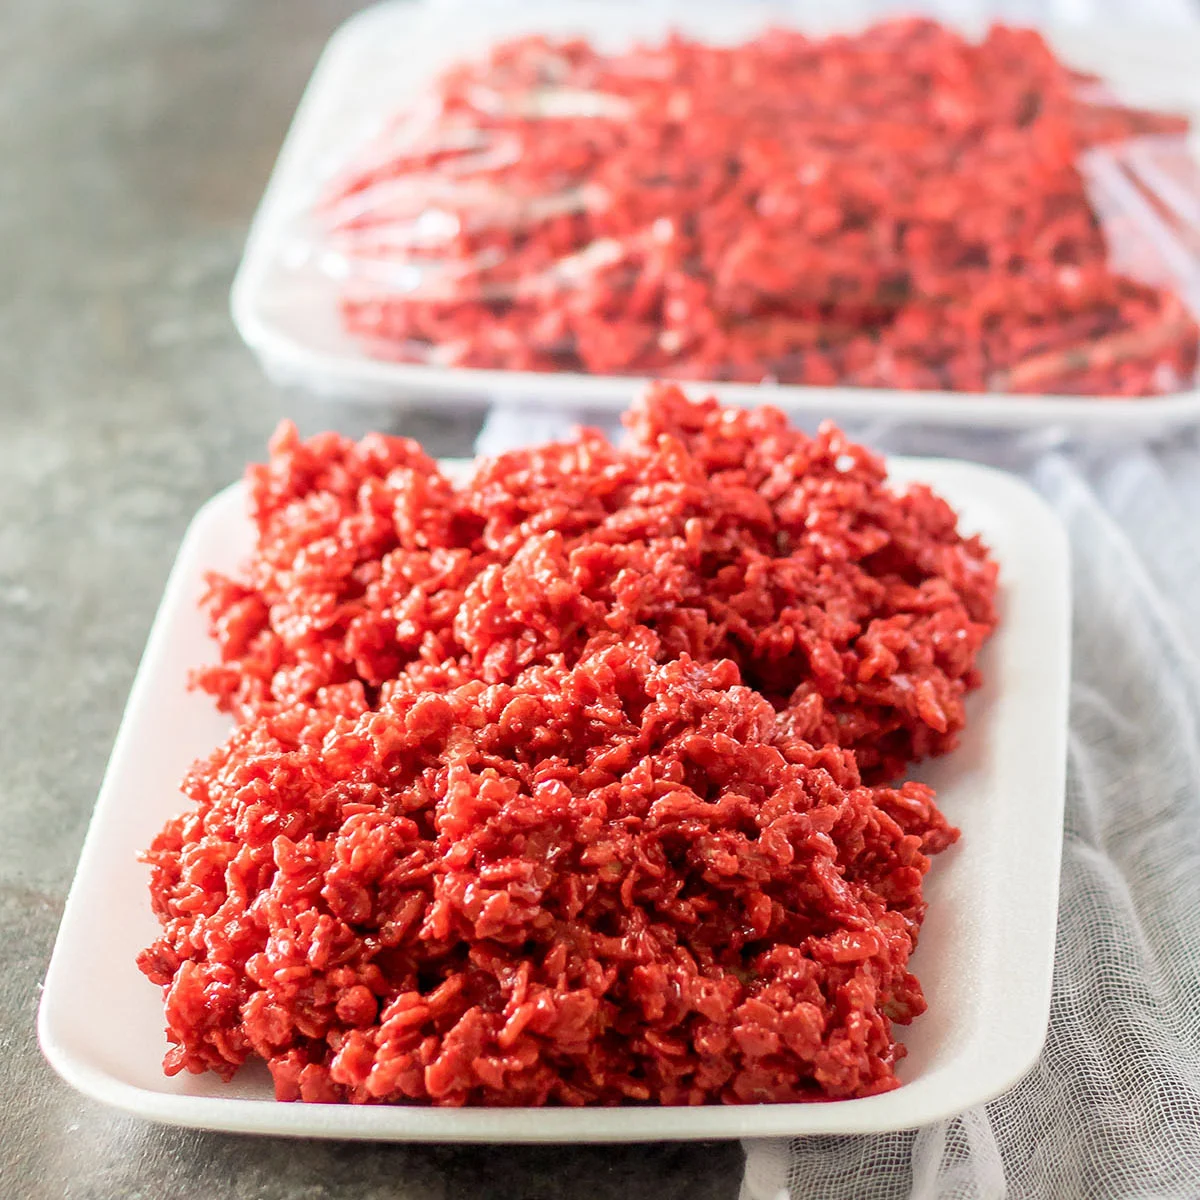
<box><xmin>232</xmin><ymin>0</ymin><xmax>1200</xmax><ymax>434</ymax></box>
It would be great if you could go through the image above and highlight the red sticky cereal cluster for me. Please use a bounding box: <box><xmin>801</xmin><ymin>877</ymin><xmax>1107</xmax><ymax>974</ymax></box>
<box><xmin>139</xmin><ymin>386</ymin><xmax>999</xmax><ymax>1104</ymax></box>
<box><xmin>140</xmin><ymin>646</ymin><xmax>954</xmax><ymax>1104</ymax></box>
<box><xmin>327</xmin><ymin>19</ymin><xmax>1197</xmax><ymax>396</ymax></box>
<box><xmin>196</xmin><ymin>387</ymin><xmax>996</xmax><ymax>781</ymax></box>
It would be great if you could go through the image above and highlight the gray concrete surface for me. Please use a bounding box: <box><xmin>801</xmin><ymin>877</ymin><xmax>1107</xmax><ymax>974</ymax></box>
<box><xmin>0</xmin><ymin>2</ymin><xmax>743</xmax><ymax>1196</ymax></box>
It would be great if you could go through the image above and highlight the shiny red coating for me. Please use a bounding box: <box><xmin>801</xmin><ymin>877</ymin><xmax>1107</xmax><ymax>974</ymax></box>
<box><xmin>140</xmin><ymin>387</ymin><xmax>998</xmax><ymax>1105</ymax></box>
<box><xmin>195</xmin><ymin>386</ymin><xmax>998</xmax><ymax>781</ymax></box>
<box><xmin>141</xmin><ymin>642</ymin><xmax>955</xmax><ymax>1104</ymax></box>
<box><xmin>327</xmin><ymin>20</ymin><xmax>1198</xmax><ymax>396</ymax></box>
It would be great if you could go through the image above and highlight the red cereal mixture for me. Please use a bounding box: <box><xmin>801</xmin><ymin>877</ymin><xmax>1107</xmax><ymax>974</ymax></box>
<box><xmin>324</xmin><ymin>20</ymin><xmax>1198</xmax><ymax>396</ymax></box>
<box><xmin>139</xmin><ymin>386</ymin><xmax>999</xmax><ymax>1105</ymax></box>
<box><xmin>140</xmin><ymin>645</ymin><xmax>954</xmax><ymax>1104</ymax></box>
<box><xmin>196</xmin><ymin>386</ymin><xmax>997</xmax><ymax>781</ymax></box>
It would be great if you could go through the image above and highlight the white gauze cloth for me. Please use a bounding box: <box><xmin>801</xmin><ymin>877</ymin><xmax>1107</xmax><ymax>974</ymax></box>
<box><xmin>476</xmin><ymin>404</ymin><xmax>1200</xmax><ymax>1200</ymax></box>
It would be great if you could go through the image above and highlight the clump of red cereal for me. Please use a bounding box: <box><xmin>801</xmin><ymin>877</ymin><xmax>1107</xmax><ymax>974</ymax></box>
<box><xmin>139</xmin><ymin>639</ymin><xmax>956</xmax><ymax>1105</ymax></box>
<box><xmin>325</xmin><ymin>20</ymin><xmax>1197</xmax><ymax>396</ymax></box>
<box><xmin>141</xmin><ymin>388</ymin><xmax>998</xmax><ymax>1105</ymax></box>
<box><xmin>197</xmin><ymin>385</ymin><xmax>997</xmax><ymax>781</ymax></box>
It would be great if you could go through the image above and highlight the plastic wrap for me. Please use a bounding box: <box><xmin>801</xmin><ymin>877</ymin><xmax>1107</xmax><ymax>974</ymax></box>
<box><xmin>281</xmin><ymin>14</ymin><xmax>1200</xmax><ymax>398</ymax></box>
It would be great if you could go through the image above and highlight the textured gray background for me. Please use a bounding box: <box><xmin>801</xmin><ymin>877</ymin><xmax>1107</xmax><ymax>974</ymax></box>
<box><xmin>0</xmin><ymin>1</ymin><xmax>741</xmax><ymax>1196</ymax></box>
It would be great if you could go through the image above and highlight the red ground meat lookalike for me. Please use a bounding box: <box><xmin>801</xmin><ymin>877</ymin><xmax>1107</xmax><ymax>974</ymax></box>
<box><xmin>327</xmin><ymin>21</ymin><xmax>1198</xmax><ymax>395</ymax></box>
<box><xmin>196</xmin><ymin>385</ymin><xmax>998</xmax><ymax>781</ymax></box>
<box><xmin>140</xmin><ymin>387</ymin><xmax>998</xmax><ymax>1104</ymax></box>
<box><xmin>140</xmin><ymin>641</ymin><xmax>956</xmax><ymax>1104</ymax></box>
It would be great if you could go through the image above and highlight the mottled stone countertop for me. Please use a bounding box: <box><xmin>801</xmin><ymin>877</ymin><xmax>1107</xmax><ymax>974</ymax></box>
<box><xmin>0</xmin><ymin>1</ymin><xmax>741</xmax><ymax>1195</ymax></box>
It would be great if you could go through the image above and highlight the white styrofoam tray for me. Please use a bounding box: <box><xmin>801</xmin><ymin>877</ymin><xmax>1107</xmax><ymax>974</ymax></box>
<box><xmin>232</xmin><ymin>0</ymin><xmax>1200</xmax><ymax>434</ymax></box>
<box><xmin>39</xmin><ymin>456</ymin><xmax>1070</xmax><ymax>1141</ymax></box>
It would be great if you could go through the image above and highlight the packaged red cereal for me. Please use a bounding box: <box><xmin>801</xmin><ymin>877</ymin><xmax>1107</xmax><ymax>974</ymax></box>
<box><xmin>296</xmin><ymin>20</ymin><xmax>1199</xmax><ymax>397</ymax></box>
